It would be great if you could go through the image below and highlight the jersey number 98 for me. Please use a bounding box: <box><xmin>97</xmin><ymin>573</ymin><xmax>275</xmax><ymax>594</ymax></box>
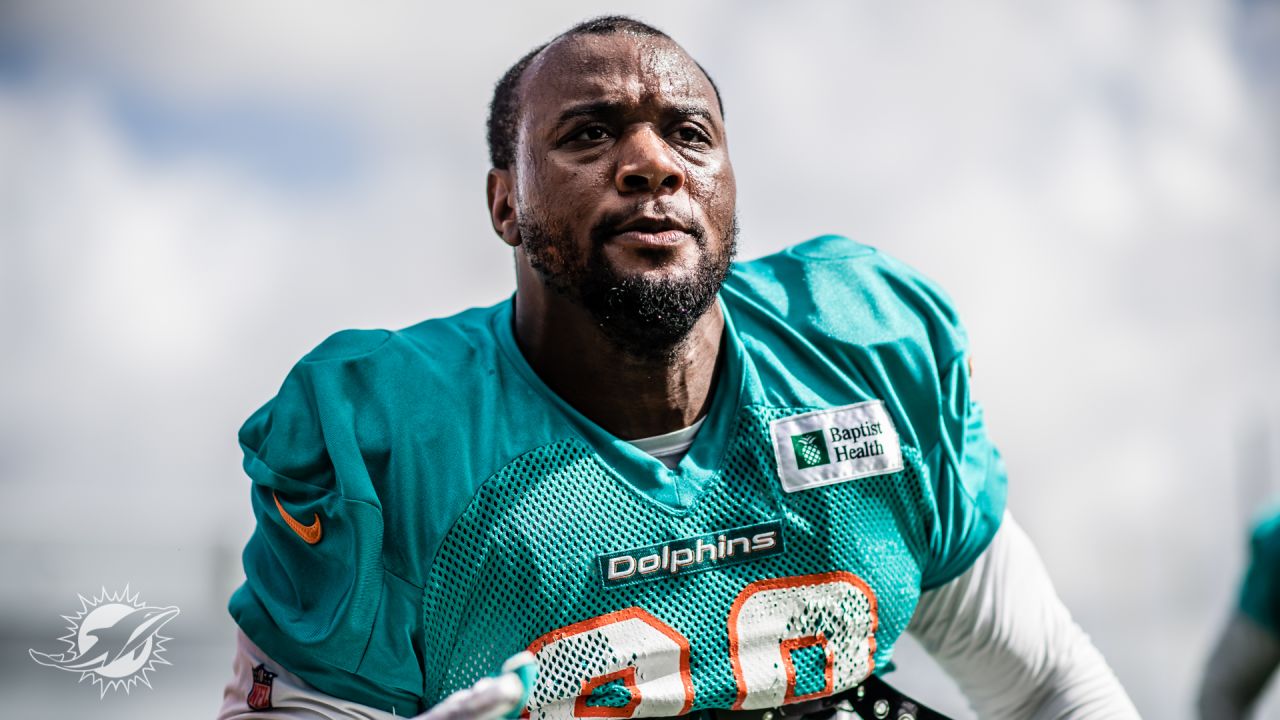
<box><xmin>522</xmin><ymin>571</ymin><xmax>878</xmax><ymax>718</ymax></box>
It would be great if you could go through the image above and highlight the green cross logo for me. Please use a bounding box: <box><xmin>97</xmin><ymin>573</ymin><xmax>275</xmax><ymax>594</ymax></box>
<box><xmin>790</xmin><ymin>430</ymin><xmax>830</xmax><ymax>469</ymax></box>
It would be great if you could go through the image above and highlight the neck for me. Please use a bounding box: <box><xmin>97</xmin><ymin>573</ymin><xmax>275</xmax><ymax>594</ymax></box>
<box><xmin>512</xmin><ymin>261</ymin><xmax>725</xmax><ymax>440</ymax></box>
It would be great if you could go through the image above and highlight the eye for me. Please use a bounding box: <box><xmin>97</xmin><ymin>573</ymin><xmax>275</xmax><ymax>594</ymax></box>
<box><xmin>569</xmin><ymin>125</ymin><xmax>611</xmax><ymax>143</ymax></box>
<box><xmin>672</xmin><ymin>124</ymin><xmax>711</xmax><ymax>146</ymax></box>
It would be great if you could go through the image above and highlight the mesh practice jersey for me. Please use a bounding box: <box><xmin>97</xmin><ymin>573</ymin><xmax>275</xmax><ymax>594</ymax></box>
<box><xmin>228</xmin><ymin>236</ymin><xmax>1007</xmax><ymax>716</ymax></box>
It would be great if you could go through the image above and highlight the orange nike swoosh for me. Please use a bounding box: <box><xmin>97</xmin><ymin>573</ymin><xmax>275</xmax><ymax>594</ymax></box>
<box><xmin>273</xmin><ymin>492</ymin><xmax>322</xmax><ymax>545</ymax></box>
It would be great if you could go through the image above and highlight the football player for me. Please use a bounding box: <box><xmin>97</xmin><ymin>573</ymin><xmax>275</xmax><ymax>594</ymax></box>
<box><xmin>218</xmin><ymin>16</ymin><xmax>1140</xmax><ymax>720</ymax></box>
<box><xmin>1198</xmin><ymin>509</ymin><xmax>1280</xmax><ymax>718</ymax></box>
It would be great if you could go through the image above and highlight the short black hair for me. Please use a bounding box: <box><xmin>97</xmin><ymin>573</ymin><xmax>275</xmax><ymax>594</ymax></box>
<box><xmin>486</xmin><ymin>15</ymin><xmax>724</xmax><ymax>170</ymax></box>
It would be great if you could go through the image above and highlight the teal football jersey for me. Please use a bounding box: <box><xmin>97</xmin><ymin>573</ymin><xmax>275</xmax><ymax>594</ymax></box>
<box><xmin>228</xmin><ymin>236</ymin><xmax>1007</xmax><ymax>716</ymax></box>
<box><xmin>1240</xmin><ymin>509</ymin><xmax>1280</xmax><ymax>637</ymax></box>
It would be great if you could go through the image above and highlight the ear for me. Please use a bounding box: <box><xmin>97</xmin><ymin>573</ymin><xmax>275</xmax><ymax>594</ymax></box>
<box><xmin>487</xmin><ymin>169</ymin><xmax>521</xmax><ymax>247</ymax></box>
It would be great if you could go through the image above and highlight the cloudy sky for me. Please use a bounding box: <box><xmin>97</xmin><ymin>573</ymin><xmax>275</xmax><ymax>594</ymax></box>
<box><xmin>1</xmin><ymin>1</ymin><xmax>1278</xmax><ymax>717</ymax></box>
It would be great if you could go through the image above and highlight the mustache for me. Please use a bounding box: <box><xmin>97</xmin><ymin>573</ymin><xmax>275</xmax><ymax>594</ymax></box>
<box><xmin>589</xmin><ymin>205</ymin><xmax>706</xmax><ymax>246</ymax></box>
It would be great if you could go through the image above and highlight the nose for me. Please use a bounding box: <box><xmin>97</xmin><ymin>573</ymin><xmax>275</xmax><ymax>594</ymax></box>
<box><xmin>614</xmin><ymin>126</ymin><xmax>685</xmax><ymax>195</ymax></box>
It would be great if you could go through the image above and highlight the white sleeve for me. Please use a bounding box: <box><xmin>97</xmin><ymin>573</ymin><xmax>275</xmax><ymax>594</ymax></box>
<box><xmin>218</xmin><ymin>629</ymin><xmax>530</xmax><ymax>720</ymax></box>
<box><xmin>1196</xmin><ymin>612</ymin><xmax>1280</xmax><ymax>719</ymax></box>
<box><xmin>217</xmin><ymin>629</ymin><xmax>406</xmax><ymax>719</ymax></box>
<box><xmin>906</xmin><ymin>511</ymin><xmax>1140</xmax><ymax>719</ymax></box>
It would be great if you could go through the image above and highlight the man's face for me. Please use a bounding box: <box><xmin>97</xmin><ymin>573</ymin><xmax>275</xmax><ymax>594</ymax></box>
<box><xmin>510</xmin><ymin>32</ymin><xmax>737</xmax><ymax>356</ymax></box>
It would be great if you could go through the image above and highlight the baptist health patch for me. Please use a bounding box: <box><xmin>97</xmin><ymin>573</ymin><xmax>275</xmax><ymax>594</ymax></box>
<box><xmin>769</xmin><ymin>400</ymin><xmax>904</xmax><ymax>493</ymax></box>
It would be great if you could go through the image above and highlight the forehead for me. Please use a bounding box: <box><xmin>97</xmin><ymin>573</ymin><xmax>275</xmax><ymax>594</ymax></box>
<box><xmin>520</xmin><ymin>32</ymin><xmax>719</xmax><ymax>123</ymax></box>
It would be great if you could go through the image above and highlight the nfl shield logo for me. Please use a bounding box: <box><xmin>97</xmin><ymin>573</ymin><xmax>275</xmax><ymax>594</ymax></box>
<box><xmin>247</xmin><ymin>663</ymin><xmax>276</xmax><ymax>711</ymax></box>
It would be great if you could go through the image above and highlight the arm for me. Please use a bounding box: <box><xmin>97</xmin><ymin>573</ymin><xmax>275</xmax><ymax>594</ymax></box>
<box><xmin>907</xmin><ymin>511</ymin><xmax>1140</xmax><ymax>719</ymax></box>
<box><xmin>1197</xmin><ymin>613</ymin><xmax>1280</xmax><ymax>719</ymax></box>
<box><xmin>227</xmin><ymin>332</ymin><xmax>431</xmax><ymax>713</ymax></box>
<box><xmin>1197</xmin><ymin>510</ymin><xmax>1280</xmax><ymax>718</ymax></box>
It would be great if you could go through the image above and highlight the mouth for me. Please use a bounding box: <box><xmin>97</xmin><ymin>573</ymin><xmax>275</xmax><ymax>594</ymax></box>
<box><xmin>607</xmin><ymin>217</ymin><xmax>693</xmax><ymax>249</ymax></box>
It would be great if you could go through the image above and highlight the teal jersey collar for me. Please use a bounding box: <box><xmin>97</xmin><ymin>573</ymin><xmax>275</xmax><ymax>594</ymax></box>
<box><xmin>490</xmin><ymin>296</ymin><xmax>749</xmax><ymax>513</ymax></box>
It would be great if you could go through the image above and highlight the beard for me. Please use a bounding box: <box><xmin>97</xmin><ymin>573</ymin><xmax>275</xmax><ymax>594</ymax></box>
<box><xmin>519</xmin><ymin>208</ymin><xmax>738</xmax><ymax>361</ymax></box>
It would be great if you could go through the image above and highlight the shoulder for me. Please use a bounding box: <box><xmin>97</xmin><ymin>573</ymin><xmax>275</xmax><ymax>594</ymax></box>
<box><xmin>272</xmin><ymin>303</ymin><xmax>503</xmax><ymax>401</ymax></box>
<box><xmin>1244</xmin><ymin>507</ymin><xmax>1280</xmax><ymax>579</ymax></box>
<box><xmin>298</xmin><ymin>327</ymin><xmax>394</xmax><ymax>363</ymax></box>
<box><xmin>723</xmin><ymin>235</ymin><xmax>968</xmax><ymax>367</ymax></box>
<box><xmin>1251</xmin><ymin>509</ymin><xmax>1280</xmax><ymax>552</ymax></box>
<box><xmin>238</xmin><ymin>303</ymin><xmax>508</xmax><ymax>484</ymax></box>
<box><xmin>726</xmin><ymin>236</ymin><xmax>1005</xmax><ymax>586</ymax></box>
<box><xmin>293</xmin><ymin>303</ymin><xmax>503</xmax><ymax>378</ymax></box>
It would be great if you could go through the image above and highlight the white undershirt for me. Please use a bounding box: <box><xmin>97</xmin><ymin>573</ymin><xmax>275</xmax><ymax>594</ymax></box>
<box><xmin>906</xmin><ymin>512</ymin><xmax>1139</xmax><ymax>719</ymax></box>
<box><xmin>1197</xmin><ymin>612</ymin><xmax>1280</xmax><ymax>718</ymax></box>
<box><xmin>627</xmin><ymin>416</ymin><xmax>706</xmax><ymax>469</ymax></box>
